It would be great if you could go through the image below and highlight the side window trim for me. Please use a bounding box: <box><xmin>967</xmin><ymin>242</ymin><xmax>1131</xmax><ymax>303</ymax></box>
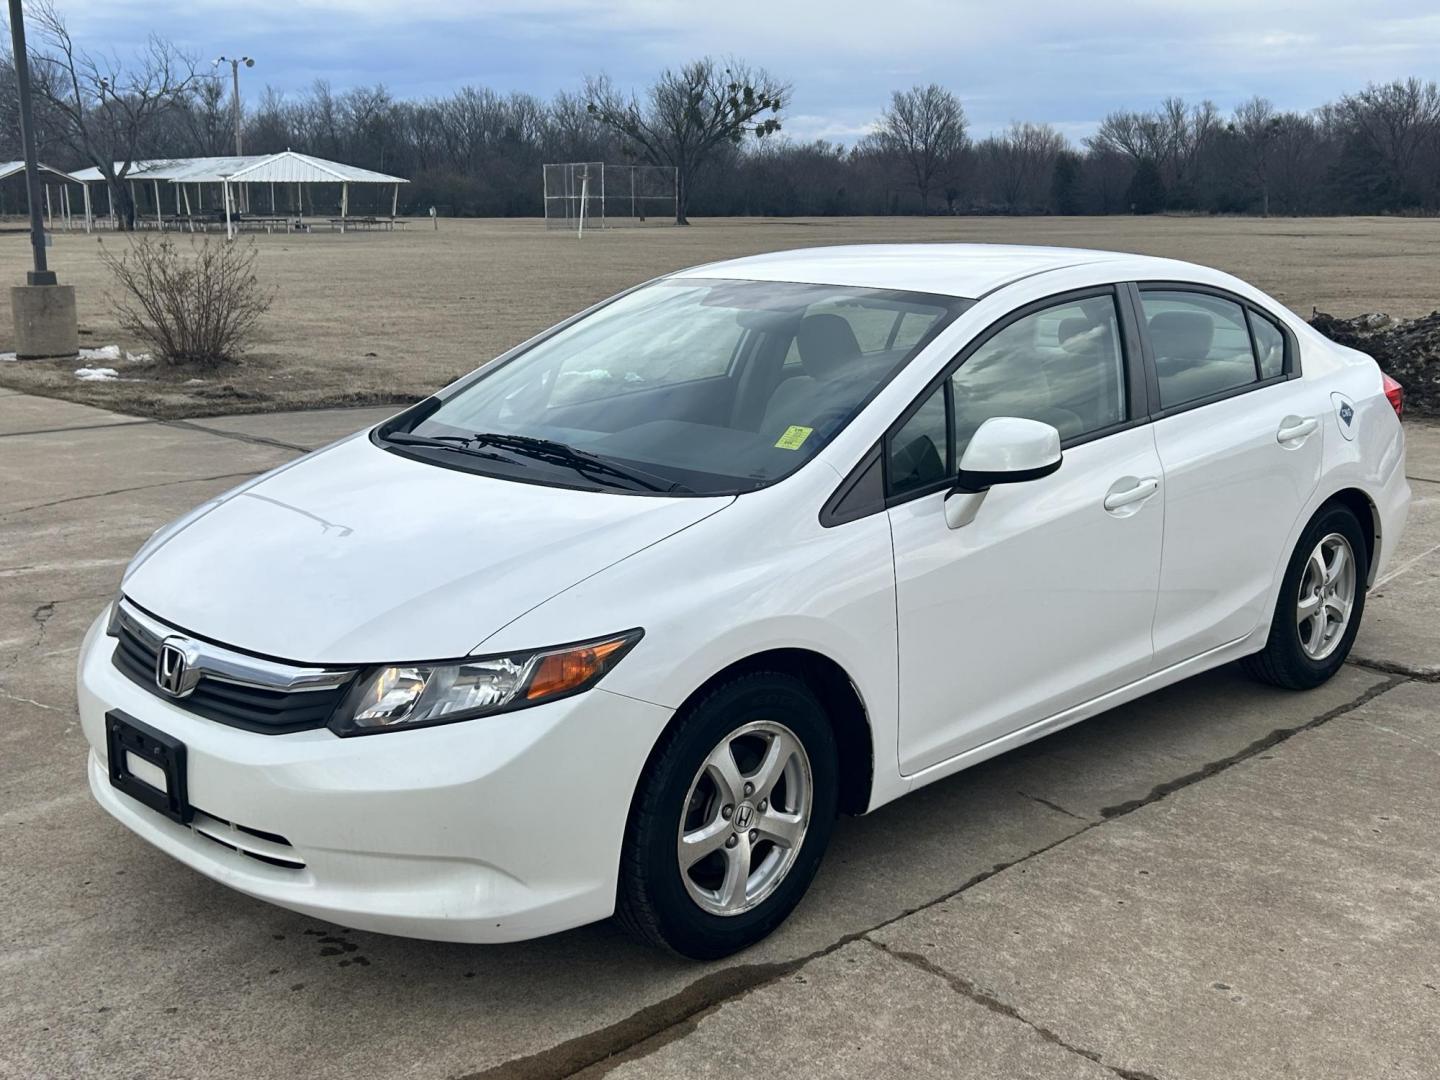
<box><xmin>1116</xmin><ymin>282</ymin><xmax>1152</xmax><ymax>420</ymax></box>
<box><xmin>1242</xmin><ymin>307</ymin><xmax>1265</xmax><ymax>382</ymax></box>
<box><xmin>1133</xmin><ymin>280</ymin><xmax>1301</xmax><ymax>420</ymax></box>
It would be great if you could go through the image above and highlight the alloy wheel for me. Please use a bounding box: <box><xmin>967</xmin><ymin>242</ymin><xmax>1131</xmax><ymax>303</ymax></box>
<box><xmin>676</xmin><ymin>720</ymin><xmax>813</xmax><ymax>917</ymax></box>
<box><xmin>1296</xmin><ymin>532</ymin><xmax>1356</xmax><ymax>661</ymax></box>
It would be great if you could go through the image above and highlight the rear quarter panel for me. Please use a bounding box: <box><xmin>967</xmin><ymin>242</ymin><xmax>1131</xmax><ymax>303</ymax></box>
<box><xmin>1272</xmin><ymin>324</ymin><xmax>1408</xmax><ymax>590</ymax></box>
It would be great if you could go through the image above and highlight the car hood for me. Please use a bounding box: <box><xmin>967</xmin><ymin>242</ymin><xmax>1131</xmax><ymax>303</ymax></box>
<box><xmin>122</xmin><ymin>435</ymin><xmax>733</xmax><ymax>663</ymax></box>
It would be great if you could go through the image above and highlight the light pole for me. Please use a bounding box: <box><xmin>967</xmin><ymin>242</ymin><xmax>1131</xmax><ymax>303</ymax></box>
<box><xmin>8</xmin><ymin>0</ymin><xmax>51</xmax><ymax>284</ymax></box>
<box><xmin>213</xmin><ymin>55</ymin><xmax>254</xmax><ymax>156</ymax></box>
<box><xmin>6</xmin><ymin>0</ymin><xmax>77</xmax><ymax>359</ymax></box>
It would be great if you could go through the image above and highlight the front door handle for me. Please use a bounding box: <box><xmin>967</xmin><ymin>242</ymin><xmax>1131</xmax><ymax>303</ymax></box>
<box><xmin>1277</xmin><ymin>415</ymin><xmax>1319</xmax><ymax>444</ymax></box>
<box><xmin>1103</xmin><ymin>476</ymin><xmax>1159</xmax><ymax>512</ymax></box>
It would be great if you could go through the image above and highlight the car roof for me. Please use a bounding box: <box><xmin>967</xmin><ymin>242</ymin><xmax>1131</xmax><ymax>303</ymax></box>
<box><xmin>673</xmin><ymin>243</ymin><xmax>1209</xmax><ymax>300</ymax></box>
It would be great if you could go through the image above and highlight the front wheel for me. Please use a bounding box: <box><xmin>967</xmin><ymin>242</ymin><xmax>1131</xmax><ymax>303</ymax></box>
<box><xmin>1244</xmin><ymin>502</ymin><xmax>1369</xmax><ymax>690</ymax></box>
<box><xmin>615</xmin><ymin>672</ymin><xmax>838</xmax><ymax>959</ymax></box>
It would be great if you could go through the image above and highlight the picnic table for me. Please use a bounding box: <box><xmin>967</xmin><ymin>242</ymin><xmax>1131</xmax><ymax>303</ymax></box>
<box><xmin>235</xmin><ymin>215</ymin><xmax>297</xmax><ymax>234</ymax></box>
<box><xmin>155</xmin><ymin>213</ymin><xmax>224</xmax><ymax>233</ymax></box>
<box><xmin>151</xmin><ymin>213</ymin><xmax>303</xmax><ymax>234</ymax></box>
<box><xmin>324</xmin><ymin>216</ymin><xmax>409</xmax><ymax>232</ymax></box>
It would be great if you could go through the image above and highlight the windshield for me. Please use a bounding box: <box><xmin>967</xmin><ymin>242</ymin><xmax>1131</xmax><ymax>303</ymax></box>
<box><xmin>389</xmin><ymin>278</ymin><xmax>969</xmax><ymax>496</ymax></box>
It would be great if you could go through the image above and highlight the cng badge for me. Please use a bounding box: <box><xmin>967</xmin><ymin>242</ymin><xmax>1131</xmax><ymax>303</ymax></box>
<box><xmin>1331</xmin><ymin>393</ymin><xmax>1357</xmax><ymax>441</ymax></box>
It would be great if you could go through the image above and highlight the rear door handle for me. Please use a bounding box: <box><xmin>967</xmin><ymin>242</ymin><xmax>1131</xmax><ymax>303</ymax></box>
<box><xmin>1277</xmin><ymin>415</ymin><xmax>1319</xmax><ymax>444</ymax></box>
<box><xmin>1103</xmin><ymin>476</ymin><xmax>1159</xmax><ymax>512</ymax></box>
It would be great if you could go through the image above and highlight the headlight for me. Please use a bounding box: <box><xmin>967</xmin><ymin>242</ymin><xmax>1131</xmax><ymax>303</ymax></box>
<box><xmin>329</xmin><ymin>629</ymin><xmax>643</xmax><ymax>736</ymax></box>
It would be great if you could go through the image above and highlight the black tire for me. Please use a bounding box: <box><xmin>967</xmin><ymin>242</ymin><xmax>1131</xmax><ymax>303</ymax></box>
<box><xmin>1243</xmin><ymin>502</ymin><xmax>1369</xmax><ymax>690</ymax></box>
<box><xmin>615</xmin><ymin>671</ymin><xmax>838</xmax><ymax>960</ymax></box>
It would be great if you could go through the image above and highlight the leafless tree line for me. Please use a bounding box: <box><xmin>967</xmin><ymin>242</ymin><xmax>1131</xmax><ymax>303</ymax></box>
<box><xmin>4</xmin><ymin>5</ymin><xmax>1439</xmax><ymax>222</ymax></box>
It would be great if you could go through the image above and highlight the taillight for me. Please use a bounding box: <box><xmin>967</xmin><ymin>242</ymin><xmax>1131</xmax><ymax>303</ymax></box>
<box><xmin>1382</xmin><ymin>373</ymin><xmax>1404</xmax><ymax>420</ymax></box>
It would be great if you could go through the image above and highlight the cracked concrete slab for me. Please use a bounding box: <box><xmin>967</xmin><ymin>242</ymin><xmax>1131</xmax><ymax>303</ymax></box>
<box><xmin>596</xmin><ymin>940</ymin><xmax>1118</xmax><ymax>1080</ymax></box>
<box><xmin>0</xmin><ymin>422</ymin><xmax>291</xmax><ymax>517</ymax></box>
<box><xmin>0</xmin><ymin>394</ymin><xmax>146</xmax><ymax>437</ymax></box>
<box><xmin>872</xmin><ymin>679</ymin><xmax>1440</xmax><ymax>1080</ymax></box>
<box><xmin>973</xmin><ymin>664</ymin><xmax>1386</xmax><ymax>822</ymax></box>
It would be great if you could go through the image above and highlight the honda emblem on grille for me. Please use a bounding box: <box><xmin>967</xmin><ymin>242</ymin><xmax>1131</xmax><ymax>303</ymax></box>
<box><xmin>156</xmin><ymin>637</ymin><xmax>201</xmax><ymax>698</ymax></box>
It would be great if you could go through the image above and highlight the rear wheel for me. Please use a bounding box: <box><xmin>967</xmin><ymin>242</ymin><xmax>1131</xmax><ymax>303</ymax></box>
<box><xmin>616</xmin><ymin>672</ymin><xmax>838</xmax><ymax>960</ymax></box>
<box><xmin>1244</xmin><ymin>503</ymin><xmax>1368</xmax><ymax>690</ymax></box>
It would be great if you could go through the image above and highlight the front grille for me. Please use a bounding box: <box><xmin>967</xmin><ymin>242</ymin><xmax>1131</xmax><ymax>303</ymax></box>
<box><xmin>112</xmin><ymin>612</ymin><xmax>353</xmax><ymax>735</ymax></box>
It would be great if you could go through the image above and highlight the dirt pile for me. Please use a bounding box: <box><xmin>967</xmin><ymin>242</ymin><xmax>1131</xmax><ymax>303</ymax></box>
<box><xmin>1309</xmin><ymin>310</ymin><xmax>1440</xmax><ymax>416</ymax></box>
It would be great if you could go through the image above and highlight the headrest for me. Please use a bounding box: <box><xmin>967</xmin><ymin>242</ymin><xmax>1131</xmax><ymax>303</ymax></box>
<box><xmin>1058</xmin><ymin>318</ymin><xmax>1114</xmax><ymax>356</ymax></box>
<box><xmin>795</xmin><ymin>314</ymin><xmax>862</xmax><ymax>379</ymax></box>
<box><xmin>1057</xmin><ymin>317</ymin><xmax>1092</xmax><ymax>345</ymax></box>
<box><xmin>1148</xmin><ymin>310</ymin><xmax>1213</xmax><ymax>360</ymax></box>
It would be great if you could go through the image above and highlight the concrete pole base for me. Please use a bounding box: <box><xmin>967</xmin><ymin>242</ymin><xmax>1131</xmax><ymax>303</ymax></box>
<box><xmin>10</xmin><ymin>284</ymin><xmax>79</xmax><ymax>360</ymax></box>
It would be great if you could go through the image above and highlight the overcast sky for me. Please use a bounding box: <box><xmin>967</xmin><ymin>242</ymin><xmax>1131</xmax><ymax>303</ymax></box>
<box><xmin>61</xmin><ymin>0</ymin><xmax>1440</xmax><ymax>144</ymax></box>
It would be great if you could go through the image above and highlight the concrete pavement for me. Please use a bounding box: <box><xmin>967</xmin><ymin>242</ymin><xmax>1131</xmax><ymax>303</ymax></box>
<box><xmin>1</xmin><ymin>393</ymin><xmax>1437</xmax><ymax>1080</ymax></box>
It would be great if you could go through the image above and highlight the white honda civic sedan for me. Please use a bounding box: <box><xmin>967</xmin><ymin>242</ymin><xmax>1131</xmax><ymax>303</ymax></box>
<box><xmin>79</xmin><ymin>244</ymin><xmax>1409</xmax><ymax>959</ymax></box>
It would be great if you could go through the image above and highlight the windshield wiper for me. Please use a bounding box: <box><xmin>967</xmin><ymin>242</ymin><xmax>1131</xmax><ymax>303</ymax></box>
<box><xmin>466</xmin><ymin>432</ymin><xmax>689</xmax><ymax>493</ymax></box>
<box><xmin>384</xmin><ymin>431</ymin><xmax>523</xmax><ymax>466</ymax></box>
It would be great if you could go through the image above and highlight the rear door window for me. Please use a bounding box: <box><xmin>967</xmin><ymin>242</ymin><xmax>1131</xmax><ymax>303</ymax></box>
<box><xmin>1141</xmin><ymin>291</ymin><xmax>1259</xmax><ymax>409</ymax></box>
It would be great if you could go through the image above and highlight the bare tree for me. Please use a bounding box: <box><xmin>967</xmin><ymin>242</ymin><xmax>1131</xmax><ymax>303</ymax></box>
<box><xmin>173</xmin><ymin>77</ymin><xmax>232</xmax><ymax>156</ymax></box>
<box><xmin>585</xmin><ymin>57</ymin><xmax>785</xmax><ymax>224</ymax></box>
<box><xmin>24</xmin><ymin>0</ymin><xmax>203</xmax><ymax>229</ymax></box>
<box><xmin>1229</xmin><ymin>97</ymin><xmax>1281</xmax><ymax>215</ymax></box>
<box><xmin>549</xmin><ymin>89</ymin><xmax>612</xmax><ymax>163</ymax></box>
<box><xmin>1087</xmin><ymin>109</ymin><xmax>1165</xmax><ymax>165</ymax></box>
<box><xmin>1334</xmin><ymin>78</ymin><xmax>1440</xmax><ymax>206</ymax></box>
<box><xmin>1088</xmin><ymin>96</ymin><xmax>1217</xmax><ymax>199</ymax></box>
<box><xmin>1157</xmin><ymin>96</ymin><xmax>1219</xmax><ymax>195</ymax></box>
<box><xmin>981</xmin><ymin>121</ymin><xmax>1067</xmax><ymax>211</ymax></box>
<box><xmin>244</xmin><ymin>85</ymin><xmax>299</xmax><ymax>156</ymax></box>
<box><xmin>1268</xmin><ymin>111</ymin><xmax>1327</xmax><ymax>214</ymax></box>
<box><xmin>871</xmin><ymin>84</ymin><xmax>967</xmax><ymax>213</ymax></box>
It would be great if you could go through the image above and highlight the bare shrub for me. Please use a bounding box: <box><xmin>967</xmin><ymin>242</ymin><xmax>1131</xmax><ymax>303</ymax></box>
<box><xmin>99</xmin><ymin>237</ymin><xmax>274</xmax><ymax>366</ymax></box>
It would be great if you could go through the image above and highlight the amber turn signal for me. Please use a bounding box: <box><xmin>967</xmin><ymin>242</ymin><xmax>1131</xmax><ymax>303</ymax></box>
<box><xmin>526</xmin><ymin>636</ymin><xmax>635</xmax><ymax>700</ymax></box>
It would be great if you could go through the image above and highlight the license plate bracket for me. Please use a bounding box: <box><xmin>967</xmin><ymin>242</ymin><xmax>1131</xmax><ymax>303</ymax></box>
<box><xmin>105</xmin><ymin>709</ymin><xmax>191</xmax><ymax>824</ymax></box>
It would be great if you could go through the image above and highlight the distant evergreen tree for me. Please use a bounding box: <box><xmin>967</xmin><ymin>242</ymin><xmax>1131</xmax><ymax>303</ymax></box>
<box><xmin>1126</xmin><ymin>158</ymin><xmax>1166</xmax><ymax>214</ymax></box>
<box><xmin>1050</xmin><ymin>150</ymin><xmax>1082</xmax><ymax>214</ymax></box>
<box><xmin>1327</xmin><ymin>132</ymin><xmax>1405</xmax><ymax>212</ymax></box>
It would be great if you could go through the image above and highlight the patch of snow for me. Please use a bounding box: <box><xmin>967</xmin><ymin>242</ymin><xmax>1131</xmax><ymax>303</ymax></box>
<box><xmin>0</xmin><ymin>352</ymin><xmax>16</xmax><ymax>362</ymax></box>
<box><xmin>126</xmin><ymin>351</ymin><xmax>152</xmax><ymax>363</ymax></box>
<box><xmin>79</xmin><ymin>345</ymin><xmax>122</xmax><ymax>362</ymax></box>
<box><xmin>75</xmin><ymin>367</ymin><xmax>120</xmax><ymax>381</ymax></box>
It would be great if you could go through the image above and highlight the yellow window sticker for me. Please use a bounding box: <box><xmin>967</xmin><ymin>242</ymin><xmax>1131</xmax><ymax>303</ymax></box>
<box><xmin>774</xmin><ymin>425</ymin><xmax>814</xmax><ymax>450</ymax></box>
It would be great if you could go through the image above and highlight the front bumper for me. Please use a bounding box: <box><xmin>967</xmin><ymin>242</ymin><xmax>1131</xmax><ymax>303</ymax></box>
<box><xmin>77</xmin><ymin>613</ymin><xmax>673</xmax><ymax>942</ymax></box>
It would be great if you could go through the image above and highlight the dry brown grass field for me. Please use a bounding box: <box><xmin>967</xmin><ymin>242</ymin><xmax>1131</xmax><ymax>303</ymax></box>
<box><xmin>1</xmin><ymin>214</ymin><xmax>1437</xmax><ymax>417</ymax></box>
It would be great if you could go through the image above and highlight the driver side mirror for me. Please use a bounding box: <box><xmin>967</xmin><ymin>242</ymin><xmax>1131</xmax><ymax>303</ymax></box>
<box><xmin>944</xmin><ymin>417</ymin><xmax>1062</xmax><ymax>529</ymax></box>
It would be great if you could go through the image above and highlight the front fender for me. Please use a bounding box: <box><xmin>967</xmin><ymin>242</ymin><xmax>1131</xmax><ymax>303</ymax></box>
<box><xmin>477</xmin><ymin>487</ymin><xmax>906</xmax><ymax>811</ymax></box>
